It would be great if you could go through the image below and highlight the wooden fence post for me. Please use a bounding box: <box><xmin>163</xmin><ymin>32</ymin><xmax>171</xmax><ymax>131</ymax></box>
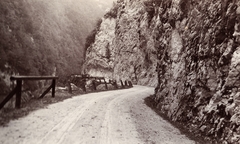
<box><xmin>128</xmin><ymin>81</ymin><xmax>133</xmax><ymax>87</ymax></box>
<box><xmin>120</xmin><ymin>80</ymin><xmax>124</xmax><ymax>88</ymax></box>
<box><xmin>68</xmin><ymin>81</ymin><xmax>72</xmax><ymax>94</ymax></box>
<box><xmin>92</xmin><ymin>80</ymin><xmax>96</xmax><ymax>90</ymax></box>
<box><xmin>114</xmin><ymin>80</ymin><xmax>118</xmax><ymax>89</ymax></box>
<box><xmin>125</xmin><ymin>80</ymin><xmax>128</xmax><ymax>87</ymax></box>
<box><xmin>15</xmin><ymin>80</ymin><xmax>22</xmax><ymax>108</ymax></box>
<box><xmin>52</xmin><ymin>79</ymin><xmax>56</xmax><ymax>98</ymax></box>
<box><xmin>0</xmin><ymin>87</ymin><xmax>17</xmax><ymax>110</ymax></box>
<box><xmin>104</xmin><ymin>79</ymin><xmax>108</xmax><ymax>90</ymax></box>
<box><xmin>83</xmin><ymin>79</ymin><xmax>87</xmax><ymax>92</ymax></box>
<box><xmin>83</xmin><ymin>85</ymin><xmax>86</xmax><ymax>92</ymax></box>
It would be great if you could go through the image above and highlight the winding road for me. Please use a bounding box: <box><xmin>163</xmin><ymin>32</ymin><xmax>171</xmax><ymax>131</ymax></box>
<box><xmin>0</xmin><ymin>86</ymin><xmax>195</xmax><ymax>144</ymax></box>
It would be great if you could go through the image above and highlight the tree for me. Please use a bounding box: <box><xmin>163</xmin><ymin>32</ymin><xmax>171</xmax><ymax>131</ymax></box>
<box><xmin>84</xmin><ymin>18</ymin><xmax>102</xmax><ymax>54</ymax></box>
<box><xmin>105</xmin><ymin>43</ymin><xmax>111</xmax><ymax>61</ymax></box>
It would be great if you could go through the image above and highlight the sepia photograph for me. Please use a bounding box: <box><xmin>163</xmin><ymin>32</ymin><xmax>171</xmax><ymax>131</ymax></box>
<box><xmin>1</xmin><ymin>0</ymin><xmax>240</xmax><ymax>143</ymax></box>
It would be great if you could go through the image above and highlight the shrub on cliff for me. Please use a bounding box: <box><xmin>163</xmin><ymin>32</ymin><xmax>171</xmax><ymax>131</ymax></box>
<box><xmin>85</xmin><ymin>18</ymin><xmax>102</xmax><ymax>52</ymax></box>
<box><xmin>104</xmin><ymin>2</ymin><xmax>119</xmax><ymax>19</ymax></box>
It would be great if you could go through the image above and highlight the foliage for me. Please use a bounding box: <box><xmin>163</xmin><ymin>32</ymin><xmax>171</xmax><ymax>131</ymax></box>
<box><xmin>104</xmin><ymin>2</ymin><xmax>119</xmax><ymax>19</ymax></box>
<box><xmin>0</xmin><ymin>90</ymin><xmax>72</xmax><ymax>126</ymax></box>
<box><xmin>143</xmin><ymin>0</ymin><xmax>155</xmax><ymax>22</ymax></box>
<box><xmin>105</xmin><ymin>43</ymin><xmax>111</xmax><ymax>60</ymax></box>
<box><xmin>144</xmin><ymin>0</ymin><xmax>163</xmax><ymax>7</ymax></box>
<box><xmin>85</xmin><ymin>18</ymin><xmax>103</xmax><ymax>52</ymax></box>
<box><xmin>0</xmin><ymin>0</ymin><xmax>107</xmax><ymax>93</ymax></box>
<box><xmin>0</xmin><ymin>80</ymin><xmax>9</xmax><ymax>95</ymax></box>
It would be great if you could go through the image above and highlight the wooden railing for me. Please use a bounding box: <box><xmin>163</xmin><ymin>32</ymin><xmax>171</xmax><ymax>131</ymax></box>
<box><xmin>0</xmin><ymin>76</ymin><xmax>58</xmax><ymax>109</ymax></box>
<box><xmin>69</xmin><ymin>74</ymin><xmax>133</xmax><ymax>93</ymax></box>
<box><xmin>0</xmin><ymin>74</ymin><xmax>133</xmax><ymax>110</ymax></box>
<box><xmin>91</xmin><ymin>77</ymin><xmax>118</xmax><ymax>90</ymax></box>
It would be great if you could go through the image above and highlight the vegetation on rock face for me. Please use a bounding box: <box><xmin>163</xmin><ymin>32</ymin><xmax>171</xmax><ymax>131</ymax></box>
<box><xmin>85</xmin><ymin>19</ymin><xmax>103</xmax><ymax>55</ymax></box>
<box><xmin>0</xmin><ymin>0</ymin><xmax>112</xmax><ymax>95</ymax></box>
<box><xmin>104</xmin><ymin>2</ymin><xmax>119</xmax><ymax>19</ymax></box>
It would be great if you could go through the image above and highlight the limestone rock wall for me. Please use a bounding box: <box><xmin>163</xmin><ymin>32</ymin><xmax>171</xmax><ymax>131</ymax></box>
<box><xmin>84</xmin><ymin>0</ymin><xmax>158</xmax><ymax>86</ymax></box>
<box><xmin>153</xmin><ymin>0</ymin><xmax>240</xmax><ymax>143</ymax></box>
<box><xmin>84</xmin><ymin>0</ymin><xmax>240</xmax><ymax>142</ymax></box>
<box><xmin>84</xmin><ymin>18</ymin><xmax>116</xmax><ymax>79</ymax></box>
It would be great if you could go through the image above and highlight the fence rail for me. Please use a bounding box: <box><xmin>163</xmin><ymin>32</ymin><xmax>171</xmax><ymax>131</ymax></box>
<box><xmin>0</xmin><ymin>76</ymin><xmax>58</xmax><ymax>109</ymax></box>
<box><xmin>0</xmin><ymin>74</ymin><xmax>133</xmax><ymax>110</ymax></box>
<box><xmin>69</xmin><ymin>74</ymin><xmax>133</xmax><ymax>93</ymax></box>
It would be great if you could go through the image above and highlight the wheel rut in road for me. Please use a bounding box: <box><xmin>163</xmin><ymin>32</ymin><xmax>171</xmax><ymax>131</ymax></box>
<box><xmin>0</xmin><ymin>86</ymin><xmax>195</xmax><ymax>144</ymax></box>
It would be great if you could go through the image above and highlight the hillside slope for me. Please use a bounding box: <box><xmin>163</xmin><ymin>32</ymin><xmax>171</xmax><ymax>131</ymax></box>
<box><xmin>84</xmin><ymin>0</ymin><xmax>240</xmax><ymax>142</ymax></box>
<box><xmin>0</xmin><ymin>0</ymin><xmax>114</xmax><ymax>94</ymax></box>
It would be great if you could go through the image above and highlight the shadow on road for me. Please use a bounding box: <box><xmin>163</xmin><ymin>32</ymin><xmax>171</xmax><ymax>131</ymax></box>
<box><xmin>144</xmin><ymin>95</ymin><xmax>208</xmax><ymax>144</ymax></box>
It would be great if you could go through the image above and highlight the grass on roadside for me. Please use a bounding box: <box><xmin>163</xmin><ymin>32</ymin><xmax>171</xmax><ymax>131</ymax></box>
<box><xmin>0</xmin><ymin>84</ymin><xmax>131</xmax><ymax>127</ymax></box>
<box><xmin>0</xmin><ymin>90</ymin><xmax>73</xmax><ymax>127</ymax></box>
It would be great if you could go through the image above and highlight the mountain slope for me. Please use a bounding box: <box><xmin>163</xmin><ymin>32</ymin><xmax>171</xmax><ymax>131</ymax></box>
<box><xmin>0</xmin><ymin>0</ymin><xmax>114</xmax><ymax>94</ymax></box>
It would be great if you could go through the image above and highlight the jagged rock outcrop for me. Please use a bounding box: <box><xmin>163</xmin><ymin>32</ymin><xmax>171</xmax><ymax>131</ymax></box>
<box><xmin>84</xmin><ymin>0</ymin><xmax>158</xmax><ymax>86</ymax></box>
<box><xmin>84</xmin><ymin>18</ymin><xmax>116</xmax><ymax>79</ymax></box>
<box><xmin>153</xmin><ymin>0</ymin><xmax>240</xmax><ymax>143</ymax></box>
<box><xmin>84</xmin><ymin>0</ymin><xmax>240</xmax><ymax>142</ymax></box>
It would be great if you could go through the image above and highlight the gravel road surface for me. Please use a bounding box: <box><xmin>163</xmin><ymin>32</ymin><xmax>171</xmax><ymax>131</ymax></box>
<box><xmin>0</xmin><ymin>86</ymin><xmax>195</xmax><ymax>144</ymax></box>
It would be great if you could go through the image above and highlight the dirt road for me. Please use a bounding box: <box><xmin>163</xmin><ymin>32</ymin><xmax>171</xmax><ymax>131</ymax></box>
<box><xmin>0</xmin><ymin>86</ymin><xmax>195</xmax><ymax>144</ymax></box>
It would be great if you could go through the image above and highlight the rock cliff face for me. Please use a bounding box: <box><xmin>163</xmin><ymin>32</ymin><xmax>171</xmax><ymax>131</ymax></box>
<box><xmin>84</xmin><ymin>0</ymin><xmax>240</xmax><ymax>142</ymax></box>
<box><xmin>84</xmin><ymin>0</ymin><xmax>158</xmax><ymax>86</ymax></box>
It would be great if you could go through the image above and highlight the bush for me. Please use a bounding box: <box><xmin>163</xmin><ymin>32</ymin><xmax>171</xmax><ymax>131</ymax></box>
<box><xmin>0</xmin><ymin>80</ymin><xmax>10</xmax><ymax>95</ymax></box>
<box><xmin>85</xmin><ymin>19</ymin><xmax>102</xmax><ymax>52</ymax></box>
<box><xmin>104</xmin><ymin>2</ymin><xmax>119</xmax><ymax>19</ymax></box>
